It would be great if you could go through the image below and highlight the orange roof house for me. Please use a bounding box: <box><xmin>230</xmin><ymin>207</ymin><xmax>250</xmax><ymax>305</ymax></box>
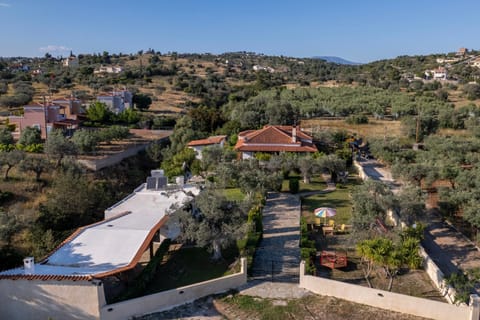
<box><xmin>187</xmin><ymin>135</ymin><xmax>227</xmax><ymax>159</ymax></box>
<box><xmin>234</xmin><ymin>125</ymin><xmax>317</xmax><ymax>159</ymax></box>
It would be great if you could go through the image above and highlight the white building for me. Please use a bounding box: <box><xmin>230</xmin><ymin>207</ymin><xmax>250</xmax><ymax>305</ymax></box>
<box><xmin>63</xmin><ymin>55</ymin><xmax>79</xmax><ymax>68</ymax></box>
<box><xmin>94</xmin><ymin>65</ymin><xmax>124</xmax><ymax>74</ymax></box>
<box><xmin>425</xmin><ymin>67</ymin><xmax>447</xmax><ymax>80</ymax></box>
<box><xmin>252</xmin><ymin>65</ymin><xmax>275</xmax><ymax>73</ymax></box>
<box><xmin>0</xmin><ymin>170</ymin><xmax>200</xmax><ymax>320</ymax></box>
<box><xmin>97</xmin><ymin>90</ymin><xmax>133</xmax><ymax>114</ymax></box>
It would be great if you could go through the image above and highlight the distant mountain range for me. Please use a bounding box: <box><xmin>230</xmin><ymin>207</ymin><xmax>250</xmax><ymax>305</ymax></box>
<box><xmin>313</xmin><ymin>56</ymin><xmax>362</xmax><ymax>65</ymax></box>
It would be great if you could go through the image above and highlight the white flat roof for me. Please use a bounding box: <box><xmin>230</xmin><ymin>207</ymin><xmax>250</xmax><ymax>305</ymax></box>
<box><xmin>0</xmin><ymin>183</ymin><xmax>200</xmax><ymax>279</ymax></box>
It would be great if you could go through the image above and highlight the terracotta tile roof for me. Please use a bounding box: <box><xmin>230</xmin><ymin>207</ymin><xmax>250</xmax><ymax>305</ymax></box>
<box><xmin>187</xmin><ymin>135</ymin><xmax>227</xmax><ymax>147</ymax></box>
<box><xmin>0</xmin><ymin>274</ymin><xmax>92</xmax><ymax>281</ymax></box>
<box><xmin>234</xmin><ymin>125</ymin><xmax>317</xmax><ymax>153</ymax></box>
<box><xmin>235</xmin><ymin>144</ymin><xmax>318</xmax><ymax>152</ymax></box>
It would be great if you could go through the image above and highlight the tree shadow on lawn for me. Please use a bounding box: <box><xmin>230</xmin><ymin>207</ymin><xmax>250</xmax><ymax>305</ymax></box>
<box><xmin>144</xmin><ymin>247</ymin><xmax>235</xmax><ymax>295</ymax></box>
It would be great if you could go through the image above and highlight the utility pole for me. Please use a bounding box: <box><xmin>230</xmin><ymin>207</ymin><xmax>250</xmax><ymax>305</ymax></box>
<box><xmin>43</xmin><ymin>95</ymin><xmax>48</xmax><ymax>139</ymax></box>
<box><xmin>415</xmin><ymin>115</ymin><xmax>420</xmax><ymax>143</ymax></box>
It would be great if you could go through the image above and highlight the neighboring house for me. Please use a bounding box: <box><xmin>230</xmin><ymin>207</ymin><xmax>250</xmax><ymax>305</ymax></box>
<box><xmin>0</xmin><ymin>170</ymin><xmax>201</xmax><ymax>320</ymax></box>
<box><xmin>471</xmin><ymin>58</ymin><xmax>480</xmax><ymax>68</ymax></box>
<box><xmin>234</xmin><ymin>125</ymin><xmax>317</xmax><ymax>159</ymax></box>
<box><xmin>457</xmin><ymin>47</ymin><xmax>468</xmax><ymax>57</ymax></box>
<box><xmin>97</xmin><ymin>90</ymin><xmax>133</xmax><ymax>114</ymax></box>
<box><xmin>62</xmin><ymin>54</ymin><xmax>79</xmax><ymax>68</ymax></box>
<box><xmin>433</xmin><ymin>67</ymin><xmax>447</xmax><ymax>80</ymax></box>
<box><xmin>94</xmin><ymin>65</ymin><xmax>123</xmax><ymax>75</ymax></box>
<box><xmin>436</xmin><ymin>57</ymin><xmax>459</xmax><ymax>64</ymax></box>
<box><xmin>253</xmin><ymin>65</ymin><xmax>275</xmax><ymax>73</ymax></box>
<box><xmin>8</xmin><ymin>104</ymin><xmax>79</xmax><ymax>139</ymax></box>
<box><xmin>51</xmin><ymin>97</ymin><xmax>85</xmax><ymax>120</ymax></box>
<box><xmin>187</xmin><ymin>135</ymin><xmax>227</xmax><ymax>159</ymax></box>
<box><xmin>425</xmin><ymin>67</ymin><xmax>447</xmax><ymax>80</ymax></box>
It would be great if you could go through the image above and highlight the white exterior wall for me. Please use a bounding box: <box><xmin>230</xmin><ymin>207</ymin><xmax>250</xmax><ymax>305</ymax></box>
<box><xmin>189</xmin><ymin>145</ymin><xmax>204</xmax><ymax>159</ymax></box>
<box><xmin>299</xmin><ymin>261</ymin><xmax>479</xmax><ymax>320</ymax></box>
<box><xmin>242</xmin><ymin>151</ymin><xmax>254</xmax><ymax>160</ymax></box>
<box><xmin>0</xmin><ymin>279</ymin><xmax>105</xmax><ymax>320</ymax></box>
<box><xmin>100</xmin><ymin>258</ymin><xmax>247</xmax><ymax>320</ymax></box>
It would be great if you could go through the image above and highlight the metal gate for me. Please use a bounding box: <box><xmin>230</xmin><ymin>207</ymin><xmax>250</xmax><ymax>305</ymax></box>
<box><xmin>249</xmin><ymin>258</ymin><xmax>300</xmax><ymax>283</ymax></box>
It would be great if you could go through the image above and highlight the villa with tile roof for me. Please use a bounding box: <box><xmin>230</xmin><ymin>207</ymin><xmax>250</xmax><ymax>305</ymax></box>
<box><xmin>187</xmin><ymin>135</ymin><xmax>227</xmax><ymax>159</ymax></box>
<box><xmin>234</xmin><ymin>125</ymin><xmax>317</xmax><ymax>159</ymax></box>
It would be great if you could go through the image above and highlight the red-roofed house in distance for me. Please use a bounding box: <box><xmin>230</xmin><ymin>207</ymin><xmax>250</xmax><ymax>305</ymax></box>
<box><xmin>187</xmin><ymin>135</ymin><xmax>227</xmax><ymax>159</ymax></box>
<box><xmin>234</xmin><ymin>125</ymin><xmax>317</xmax><ymax>159</ymax></box>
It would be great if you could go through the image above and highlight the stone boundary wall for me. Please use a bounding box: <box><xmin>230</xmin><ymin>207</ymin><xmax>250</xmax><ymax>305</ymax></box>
<box><xmin>353</xmin><ymin>160</ymin><xmax>369</xmax><ymax>181</ymax></box>
<box><xmin>78</xmin><ymin>143</ymin><xmax>149</xmax><ymax>171</ymax></box>
<box><xmin>419</xmin><ymin>245</ymin><xmax>460</xmax><ymax>304</ymax></box>
<box><xmin>299</xmin><ymin>261</ymin><xmax>480</xmax><ymax>320</ymax></box>
<box><xmin>99</xmin><ymin>258</ymin><xmax>247</xmax><ymax>320</ymax></box>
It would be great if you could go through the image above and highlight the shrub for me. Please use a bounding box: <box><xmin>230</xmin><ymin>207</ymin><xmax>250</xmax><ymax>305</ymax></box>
<box><xmin>445</xmin><ymin>271</ymin><xmax>475</xmax><ymax>304</ymax></box>
<box><xmin>346</xmin><ymin>115</ymin><xmax>369</xmax><ymax>124</ymax></box>
<box><xmin>300</xmin><ymin>217</ymin><xmax>316</xmax><ymax>274</ymax></box>
<box><xmin>247</xmin><ymin>205</ymin><xmax>263</xmax><ymax>233</ymax></box>
<box><xmin>289</xmin><ymin>178</ymin><xmax>299</xmax><ymax>194</ymax></box>
<box><xmin>0</xmin><ymin>190</ymin><xmax>13</xmax><ymax>205</ymax></box>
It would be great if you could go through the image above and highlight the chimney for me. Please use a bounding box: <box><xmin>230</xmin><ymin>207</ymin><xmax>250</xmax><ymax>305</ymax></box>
<box><xmin>292</xmin><ymin>125</ymin><xmax>297</xmax><ymax>143</ymax></box>
<box><xmin>24</xmin><ymin>257</ymin><xmax>35</xmax><ymax>275</ymax></box>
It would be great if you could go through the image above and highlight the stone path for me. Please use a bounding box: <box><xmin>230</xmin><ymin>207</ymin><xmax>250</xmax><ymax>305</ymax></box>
<box><xmin>249</xmin><ymin>192</ymin><xmax>301</xmax><ymax>282</ymax></box>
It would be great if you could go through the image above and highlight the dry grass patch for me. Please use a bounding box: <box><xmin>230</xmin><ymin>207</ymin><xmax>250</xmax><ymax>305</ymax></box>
<box><xmin>302</xmin><ymin>118</ymin><xmax>404</xmax><ymax>139</ymax></box>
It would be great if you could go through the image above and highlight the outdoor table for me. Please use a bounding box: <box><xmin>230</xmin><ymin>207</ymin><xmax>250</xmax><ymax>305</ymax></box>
<box><xmin>322</xmin><ymin>226</ymin><xmax>334</xmax><ymax>236</ymax></box>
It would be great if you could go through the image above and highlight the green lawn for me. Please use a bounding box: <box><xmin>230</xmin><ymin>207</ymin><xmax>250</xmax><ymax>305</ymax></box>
<box><xmin>222</xmin><ymin>188</ymin><xmax>245</xmax><ymax>201</ymax></box>
<box><xmin>144</xmin><ymin>247</ymin><xmax>233</xmax><ymax>294</ymax></box>
<box><xmin>301</xmin><ymin>177</ymin><xmax>361</xmax><ymax>225</ymax></box>
<box><xmin>281</xmin><ymin>174</ymin><xmax>327</xmax><ymax>193</ymax></box>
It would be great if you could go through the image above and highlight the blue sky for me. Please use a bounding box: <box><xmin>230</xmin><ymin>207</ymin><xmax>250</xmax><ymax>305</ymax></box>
<box><xmin>0</xmin><ymin>0</ymin><xmax>479</xmax><ymax>63</ymax></box>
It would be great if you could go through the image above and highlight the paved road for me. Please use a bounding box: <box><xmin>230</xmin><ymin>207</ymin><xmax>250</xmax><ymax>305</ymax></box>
<box><xmin>357</xmin><ymin>158</ymin><xmax>401</xmax><ymax>193</ymax></box>
<box><xmin>250</xmin><ymin>192</ymin><xmax>301</xmax><ymax>282</ymax></box>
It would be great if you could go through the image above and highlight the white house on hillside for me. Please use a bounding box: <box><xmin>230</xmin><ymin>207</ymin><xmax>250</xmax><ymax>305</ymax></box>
<box><xmin>97</xmin><ymin>90</ymin><xmax>133</xmax><ymax>114</ymax></box>
<box><xmin>94</xmin><ymin>65</ymin><xmax>124</xmax><ymax>74</ymax></box>
<box><xmin>63</xmin><ymin>54</ymin><xmax>79</xmax><ymax>68</ymax></box>
<box><xmin>425</xmin><ymin>67</ymin><xmax>447</xmax><ymax>80</ymax></box>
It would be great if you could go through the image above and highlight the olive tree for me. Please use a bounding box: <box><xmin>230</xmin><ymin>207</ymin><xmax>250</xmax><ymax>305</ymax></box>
<box><xmin>44</xmin><ymin>129</ymin><xmax>77</xmax><ymax>167</ymax></box>
<box><xmin>0</xmin><ymin>150</ymin><xmax>25</xmax><ymax>180</ymax></box>
<box><xmin>176</xmin><ymin>189</ymin><xmax>248</xmax><ymax>260</ymax></box>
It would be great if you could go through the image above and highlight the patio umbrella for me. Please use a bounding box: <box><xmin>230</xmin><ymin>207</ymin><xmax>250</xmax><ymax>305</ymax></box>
<box><xmin>314</xmin><ymin>207</ymin><xmax>337</xmax><ymax>224</ymax></box>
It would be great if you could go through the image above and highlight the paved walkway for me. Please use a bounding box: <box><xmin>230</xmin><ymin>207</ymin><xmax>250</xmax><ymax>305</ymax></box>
<box><xmin>249</xmin><ymin>192</ymin><xmax>301</xmax><ymax>282</ymax></box>
<box><xmin>238</xmin><ymin>280</ymin><xmax>310</xmax><ymax>299</ymax></box>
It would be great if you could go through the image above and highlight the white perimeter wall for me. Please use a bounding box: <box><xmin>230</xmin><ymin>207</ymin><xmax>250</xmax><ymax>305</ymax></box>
<box><xmin>0</xmin><ymin>279</ymin><xmax>105</xmax><ymax>320</ymax></box>
<box><xmin>100</xmin><ymin>257</ymin><xmax>247</xmax><ymax>320</ymax></box>
<box><xmin>299</xmin><ymin>261</ymin><xmax>480</xmax><ymax>320</ymax></box>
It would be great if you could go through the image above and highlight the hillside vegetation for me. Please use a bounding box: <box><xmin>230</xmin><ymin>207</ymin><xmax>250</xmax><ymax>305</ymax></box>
<box><xmin>1</xmin><ymin>49</ymin><xmax>480</xmax><ymax>270</ymax></box>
